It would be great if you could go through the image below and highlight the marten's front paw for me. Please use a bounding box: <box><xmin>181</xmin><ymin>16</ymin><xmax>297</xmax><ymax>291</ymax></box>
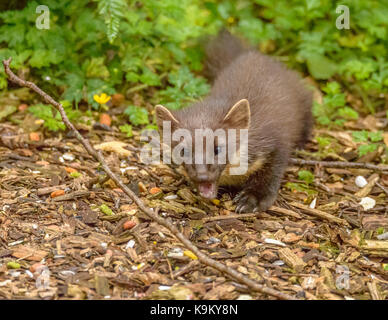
<box><xmin>234</xmin><ymin>191</ymin><xmax>260</xmax><ymax>213</ymax></box>
<box><xmin>233</xmin><ymin>191</ymin><xmax>274</xmax><ymax>213</ymax></box>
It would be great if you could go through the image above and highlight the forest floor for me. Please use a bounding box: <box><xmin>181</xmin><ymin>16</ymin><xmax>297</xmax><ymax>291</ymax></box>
<box><xmin>0</xmin><ymin>93</ymin><xmax>387</xmax><ymax>300</ymax></box>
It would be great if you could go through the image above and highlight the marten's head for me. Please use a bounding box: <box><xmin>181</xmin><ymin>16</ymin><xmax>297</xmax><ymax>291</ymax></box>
<box><xmin>155</xmin><ymin>99</ymin><xmax>250</xmax><ymax>199</ymax></box>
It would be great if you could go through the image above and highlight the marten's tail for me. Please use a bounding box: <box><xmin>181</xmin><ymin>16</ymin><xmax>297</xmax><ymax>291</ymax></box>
<box><xmin>204</xmin><ymin>29</ymin><xmax>246</xmax><ymax>81</ymax></box>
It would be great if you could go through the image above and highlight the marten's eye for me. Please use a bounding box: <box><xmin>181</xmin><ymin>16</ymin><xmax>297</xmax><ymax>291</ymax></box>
<box><xmin>214</xmin><ymin>146</ymin><xmax>221</xmax><ymax>155</ymax></box>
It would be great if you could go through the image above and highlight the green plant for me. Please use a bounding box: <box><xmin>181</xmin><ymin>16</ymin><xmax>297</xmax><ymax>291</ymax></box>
<box><xmin>28</xmin><ymin>101</ymin><xmax>81</xmax><ymax>131</ymax></box>
<box><xmin>95</xmin><ymin>0</ymin><xmax>126</xmax><ymax>43</ymax></box>
<box><xmin>352</xmin><ymin>130</ymin><xmax>384</xmax><ymax>157</ymax></box>
<box><xmin>298</xmin><ymin>170</ymin><xmax>314</xmax><ymax>185</ymax></box>
<box><xmin>313</xmin><ymin>82</ymin><xmax>358</xmax><ymax>126</ymax></box>
<box><xmin>1</xmin><ymin>0</ymin><xmax>388</xmax><ymax>136</ymax></box>
<box><xmin>119</xmin><ymin>124</ymin><xmax>133</xmax><ymax>137</ymax></box>
<box><xmin>124</xmin><ymin>105</ymin><xmax>149</xmax><ymax>125</ymax></box>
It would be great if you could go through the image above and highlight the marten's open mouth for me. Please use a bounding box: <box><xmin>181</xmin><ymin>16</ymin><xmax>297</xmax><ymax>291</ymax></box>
<box><xmin>197</xmin><ymin>182</ymin><xmax>217</xmax><ymax>199</ymax></box>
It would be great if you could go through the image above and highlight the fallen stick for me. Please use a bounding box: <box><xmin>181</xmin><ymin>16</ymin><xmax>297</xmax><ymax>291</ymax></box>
<box><xmin>203</xmin><ymin>212</ymin><xmax>264</xmax><ymax>222</ymax></box>
<box><xmin>3</xmin><ymin>57</ymin><xmax>296</xmax><ymax>300</ymax></box>
<box><xmin>290</xmin><ymin>202</ymin><xmax>350</xmax><ymax>227</ymax></box>
<box><xmin>289</xmin><ymin>158</ymin><xmax>388</xmax><ymax>172</ymax></box>
<box><xmin>202</xmin><ymin>205</ymin><xmax>302</xmax><ymax>222</ymax></box>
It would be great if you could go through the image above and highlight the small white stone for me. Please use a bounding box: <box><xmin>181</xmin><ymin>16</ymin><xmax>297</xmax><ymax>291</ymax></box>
<box><xmin>264</xmin><ymin>238</ymin><xmax>286</xmax><ymax>247</ymax></box>
<box><xmin>377</xmin><ymin>232</ymin><xmax>388</xmax><ymax>240</ymax></box>
<box><xmin>272</xmin><ymin>260</ymin><xmax>285</xmax><ymax>266</ymax></box>
<box><xmin>206</xmin><ymin>237</ymin><xmax>221</xmax><ymax>245</ymax></box>
<box><xmin>25</xmin><ymin>270</ymin><xmax>34</xmax><ymax>278</ymax></box>
<box><xmin>62</xmin><ymin>153</ymin><xmax>75</xmax><ymax>161</ymax></box>
<box><xmin>158</xmin><ymin>285</ymin><xmax>171</xmax><ymax>291</ymax></box>
<box><xmin>359</xmin><ymin>197</ymin><xmax>376</xmax><ymax>211</ymax></box>
<box><xmin>125</xmin><ymin>240</ymin><xmax>135</xmax><ymax>249</ymax></box>
<box><xmin>309</xmin><ymin>198</ymin><xmax>317</xmax><ymax>209</ymax></box>
<box><xmin>167</xmin><ymin>248</ymin><xmax>184</xmax><ymax>258</ymax></box>
<box><xmin>355</xmin><ymin>176</ymin><xmax>368</xmax><ymax>188</ymax></box>
<box><xmin>164</xmin><ymin>195</ymin><xmax>178</xmax><ymax>200</ymax></box>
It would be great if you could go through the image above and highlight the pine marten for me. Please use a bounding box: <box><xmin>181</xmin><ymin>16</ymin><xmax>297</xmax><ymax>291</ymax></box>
<box><xmin>155</xmin><ymin>30</ymin><xmax>313</xmax><ymax>213</ymax></box>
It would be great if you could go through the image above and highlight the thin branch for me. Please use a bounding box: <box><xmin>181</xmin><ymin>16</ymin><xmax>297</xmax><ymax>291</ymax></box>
<box><xmin>3</xmin><ymin>57</ymin><xmax>296</xmax><ymax>300</ymax></box>
<box><xmin>290</xmin><ymin>158</ymin><xmax>388</xmax><ymax>172</ymax></box>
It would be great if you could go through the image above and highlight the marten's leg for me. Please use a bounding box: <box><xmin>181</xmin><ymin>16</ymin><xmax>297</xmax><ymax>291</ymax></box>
<box><xmin>234</xmin><ymin>148</ymin><xmax>289</xmax><ymax>213</ymax></box>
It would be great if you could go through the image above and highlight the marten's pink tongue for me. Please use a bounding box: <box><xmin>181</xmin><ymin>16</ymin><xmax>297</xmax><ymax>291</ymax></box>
<box><xmin>198</xmin><ymin>182</ymin><xmax>217</xmax><ymax>199</ymax></box>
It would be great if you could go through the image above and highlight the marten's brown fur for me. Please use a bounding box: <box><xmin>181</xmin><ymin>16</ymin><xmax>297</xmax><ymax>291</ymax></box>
<box><xmin>155</xmin><ymin>30</ymin><xmax>313</xmax><ymax>212</ymax></box>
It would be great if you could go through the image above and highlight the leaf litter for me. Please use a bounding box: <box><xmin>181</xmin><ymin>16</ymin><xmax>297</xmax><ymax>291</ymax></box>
<box><xmin>0</xmin><ymin>109</ymin><xmax>387</xmax><ymax>301</ymax></box>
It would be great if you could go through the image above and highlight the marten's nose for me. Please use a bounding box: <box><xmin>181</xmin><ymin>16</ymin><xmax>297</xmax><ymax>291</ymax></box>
<box><xmin>195</xmin><ymin>164</ymin><xmax>209</xmax><ymax>181</ymax></box>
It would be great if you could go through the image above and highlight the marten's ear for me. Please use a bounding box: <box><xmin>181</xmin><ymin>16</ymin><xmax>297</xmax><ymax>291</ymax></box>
<box><xmin>155</xmin><ymin>105</ymin><xmax>180</xmax><ymax>131</ymax></box>
<box><xmin>222</xmin><ymin>99</ymin><xmax>250</xmax><ymax>129</ymax></box>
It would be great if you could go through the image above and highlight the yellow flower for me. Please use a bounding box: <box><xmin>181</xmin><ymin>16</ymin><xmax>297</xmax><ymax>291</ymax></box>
<box><xmin>93</xmin><ymin>93</ymin><xmax>111</xmax><ymax>104</ymax></box>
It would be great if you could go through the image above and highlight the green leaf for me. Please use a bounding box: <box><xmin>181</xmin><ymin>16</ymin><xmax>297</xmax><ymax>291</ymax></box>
<box><xmin>29</xmin><ymin>104</ymin><xmax>66</xmax><ymax>131</ymax></box>
<box><xmin>139</xmin><ymin>67</ymin><xmax>161</xmax><ymax>86</ymax></box>
<box><xmin>322</xmin><ymin>82</ymin><xmax>341</xmax><ymax>95</ymax></box>
<box><xmin>97</xmin><ymin>0</ymin><xmax>126</xmax><ymax>43</ymax></box>
<box><xmin>368</xmin><ymin>131</ymin><xmax>383</xmax><ymax>142</ymax></box>
<box><xmin>124</xmin><ymin>105</ymin><xmax>149</xmax><ymax>125</ymax></box>
<box><xmin>285</xmin><ymin>182</ymin><xmax>317</xmax><ymax>196</ymax></box>
<box><xmin>352</xmin><ymin>130</ymin><xmax>369</xmax><ymax>142</ymax></box>
<box><xmin>85</xmin><ymin>57</ymin><xmax>110</xmax><ymax>79</ymax></box>
<box><xmin>306</xmin><ymin>53</ymin><xmax>337</xmax><ymax>80</ymax></box>
<box><xmin>338</xmin><ymin>107</ymin><xmax>359</xmax><ymax>120</ymax></box>
<box><xmin>358</xmin><ymin>144</ymin><xmax>378</xmax><ymax>157</ymax></box>
<box><xmin>298</xmin><ymin>170</ymin><xmax>315</xmax><ymax>184</ymax></box>
<box><xmin>119</xmin><ymin>124</ymin><xmax>133</xmax><ymax>137</ymax></box>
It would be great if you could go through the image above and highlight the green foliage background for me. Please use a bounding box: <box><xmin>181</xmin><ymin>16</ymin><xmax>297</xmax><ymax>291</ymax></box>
<box><xmin>0</xmin><ymin>0</ymin><xmax>387</xmax><ymax>133</ymax></box>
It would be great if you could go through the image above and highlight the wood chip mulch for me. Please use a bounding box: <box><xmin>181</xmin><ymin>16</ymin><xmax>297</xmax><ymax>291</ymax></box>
<box><xmin>0</xmin><ymin>124</ymin><xmax>387</xmax><ymax>300</ymax></box>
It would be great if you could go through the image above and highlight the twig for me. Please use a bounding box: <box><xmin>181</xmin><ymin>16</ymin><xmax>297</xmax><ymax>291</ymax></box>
<box><xmin>203</xmin><ymin>212</ymin><xmax>264</xmax><ymax>222</ymax></box>
<box><xmin>355</xmin><ymin>173</ymin><xmax>379</xmax><ymax>198</ymax></box>
<box><xmin>376</xmin><ymin>181</ymin><xmax>388</xmax><ymax>196</ymax></box>
<box><xmin>203</xmin><ymin>205</ymin><xmax>302</xmax><ymax>222</ymax></box>
<box><xmin>3</xmin><ymin>57</ymin><xmax>296</xmax><ymax>300</ymax></box>
<box><xmin>289</xmin><ymin>158</ymin><xmax>388</xmax><ymax>172</ymax></box>
<box><xmin>172</xmin><ymin>260</ymin><xmax>200</xmax><ymax>278</ymax></box>
<box><xmin>290</xmin><ymin>202</ymin><xmax>350</xmax><ymax>227</ymax></box>
<box><xmin>268</xmin><ymin>205</ymin><xmax>302</xmax><ymax>219</ymax></box>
